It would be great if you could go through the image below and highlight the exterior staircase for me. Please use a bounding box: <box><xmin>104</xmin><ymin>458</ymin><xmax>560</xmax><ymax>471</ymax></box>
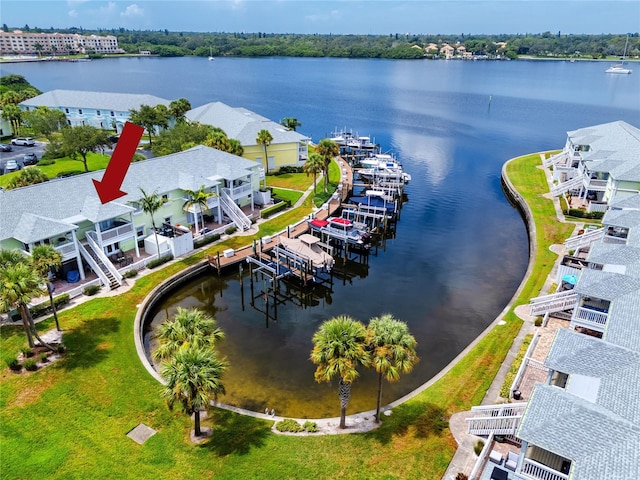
<box><xmin>543</xmin><ymin>151</ymin><xmax>568</xmax><ymax>168</ymax></box>
<box><xmin>466</xmin><ymin>403</ymin><xmax>527</xmax><ymax>436</ymax></box>
<box><xmin>81</xmin><ymin>231</ymin><xmax>123</xmax><ymax>289</ymax></box>
<box><xmin>220</xmin><ymin>191</ymin><xmax>252</xmax><ymax>231</ymax></box>
<box><xmin>551</xmin><ymin>175</ymin><xmax>584</xmax><ymax>197</ymax></box>
<box><xmin>564</xmin><ymin>227</ymin><xmax>604</xmax><ymax>251</ymax></box>
<box><xmin>529</xmin><ymin>290</ymin><xmax>578</xmax><ymax>316</ymax></box>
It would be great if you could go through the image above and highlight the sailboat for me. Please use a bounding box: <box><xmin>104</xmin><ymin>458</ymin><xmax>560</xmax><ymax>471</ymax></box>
<box><xmin>606</xmin><ymin>36</ymin><xmax>632</xmax><ymax>74</ymax></box>
<box><xmin>208</xmin><ymin>47</ymin><xmax>214</xmax><ymax>61</ymax></box>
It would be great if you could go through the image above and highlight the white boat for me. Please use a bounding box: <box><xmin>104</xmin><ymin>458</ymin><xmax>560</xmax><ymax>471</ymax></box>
<box><xmin>606</xmin><ymin>36</ymin><xmax>632</xmax><ymax>74</ymax></box>
<box><xmin>208</xmin><ymin>47</ymin><xmax>215</xmax><ymax>61</ymax></box>
<box><xmin>308</xmin><ymin>217</ymin><xmax>372</xmax><ymax>247</ymax></box>
<box><xmin>279</xmin><ymin>234</ymin><xmax>335</xmax><ymax>270</ymax></box>
<box><xmin>358</xmin><ymin>153</ymin><xmax>411</xmax><ymax>183</ymax></box>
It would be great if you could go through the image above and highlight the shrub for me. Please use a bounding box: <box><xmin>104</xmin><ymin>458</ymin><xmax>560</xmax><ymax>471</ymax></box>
<box><xmin>260</xmin><ymin>201</ymin><xmax>288</xmax><ymax>219</ymax></box>
<box><xmin>20</xmin><ymin>346</ymin><xmax>33</xmax><ymax>357</ymax></box>
<box><xmin>275</xmin><ymin>418</ymin><xmax>304</xmax><ymax>433</ymax></box>
<box><xmin>588</xmin><ymin>211</ymin><xmax>604</xmax><ymax>220</ymax></box>
<box><xmin>499</xmin><ymin>334</ymin><xmax>534</xmax><ymax>398</ymax></box>
<box><xmin>146</xmin><ymin>254</ymin><xmax>173</xmax><ymax>269</ymax></box>
<box><xmin>40</xmin><ymin>353</ymin><xmax>49</xmax><ymax>363</ymax></box>
<box><xmin>303</xmin><ymin>421</ymin><xmax>318</xmax><ymax>432</ymax></box>
<box><xmin>456</xmin><ymin>474</ymin><xmax>469</xmax><ymax>480</ymax></box>
<box><xmin>56</xmin><ymin>170</ymin><xmax>83</xmax><ymax>178</ymax></box>
<box><xmin>31</xmin><ymin>293</ymin><xmax>71</xmax><ymax>318</ymax></box>
<box><xmin>23</xmin><ymin>359</ymin><xmax>38</xmax><ymax>371</ymax></box>
<box><xmin>5</xmin><ymin>358</ymin><xmax>21</xmax><ymax>371</ymax></box>
<box><xmin>194</xmin><ymin>233</ymin><xmax>220</xmax><ymax>249</ymax></box>
<box><xmin>122</xmin><ymin>269</ymin><xmax>138</xmax><ymax>278</ymax></box>
<box><xmin>473</xmin><ymin>440</ymin><xmax>485</xmax><ymax>456</ymax></box>
<box><xmin>57</xmin><ymin>344</ymin><xmax>66</xmax><ymax>354</ymax></box>
<box><xmin>36</xmin><ymin>158</ymin><xmax>56</xmax><ymax>166</ymax></box>
<box><xmin>224</xmin><ymin>225</ymin><xmax>238</xmax><ymax>235</ymax></box>
<box><xmin>534</xmin><ymin>316</ymin><xmax>543</xmax><ymax>327</ymax></box>
<box><xmin>84</xmin><ymin>284</ymin><xmax>101</xmax><ymax>296</ymax></box>
<box><xmin>567</xmin><ymin>208</ymin><xmax>585</xmax><ymax>218</ymax></box>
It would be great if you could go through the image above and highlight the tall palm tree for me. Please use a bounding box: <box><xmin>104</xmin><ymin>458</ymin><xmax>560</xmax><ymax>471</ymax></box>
<box><xmin>366</xmin><ymin>314</ymin><xmax>419</xmax><ymax>422</ymax></box>
<box><xmin>0</xmin><ymin>262</ymin><xmax>55</xmax><ymax>351</ymax></box>
<box><xmin>310</xmin><ymin>315</ymin><xmax>370</xmax><ymax>429</ymax></box>
<box><xmin>183</xmin><ymin>186</ymin><xmax>213</xmax><ymax>235</ymax></box>
<box><xmin>315</xmin><ymin>138</ymin><xmax>339</xmax><ymax>193</ymax></box>
<box><xmin>31</xmin><ymin>244</ymin><xmax>63</xmax><ymax>331</ymax></box>
<box><xmin>303</xmin><ymin>153</ymin><xmax>325</xmax><ymax>195</ymax></box>
<box><xmin>153</xmin><ymin>307</ymin><xmax>225</xmax><ymax>361</ymax></box>
<box><xmin>137</xmin><ymin>188</ymin><xmax>166</xmax><ymax>258</ymax></box>
<box><xmin>256</xmin><ymin>129</ymin><xmax>273</xmax><ymax>176</ymax></box>
<box><xmin>161</xmin><ymin>346</ymin><xmax>227</xmax><ymax>437</ymax></box>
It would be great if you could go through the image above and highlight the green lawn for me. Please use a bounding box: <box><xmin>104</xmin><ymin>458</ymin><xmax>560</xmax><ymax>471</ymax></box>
<box><xmin>0</xmin><ymin>152</ymin><xmax>565</xmax><ymax>479</ymax></box>
<box><xmin>0</xmin><ymin>152</ymin><xmax>110</xmax><ymax>188</ymax></box>
<box><xmin>266</xmin><ymin>172</ymin><xmax>313</xmax><ymax>191</ymax></box>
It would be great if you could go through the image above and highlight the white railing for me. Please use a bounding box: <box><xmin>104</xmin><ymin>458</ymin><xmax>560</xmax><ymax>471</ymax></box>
<box><xmin>563</xmin><ymin>228</ymin><xmax>603</xmax><ymax>250</ymax></box>
<box><xmin>206</xmin><ymin>195</ymin><xmax>220</xmax><ymax>209</ymax></box>
<box><xmin>551</xmin><ymin>175</ymin><xmax>584</xmax><ymax>197</ymax></box>
<box><xmin>586</xmin><ymin>201</ymin><xmax>607</xmax><ymax>213</ymax></box>
<box><xmin>99</xmin><ymin>222</ymin><xmax>134</xmax><ymax>243</ymax></box>
<box><xmin>86</xmin><ymin>231</ymin><xmax>123</xmax><ymax>285</ymax></box>
<box><xmin>223</xmin><ymin>183</ymin><xmax>252</xmax><ymax>200</ymax></box>
<box><xmin>510</xmin><ymin>334</ymin><xmax>543</xmax><ymax>397</ymax></box>
<box><xmin>77</xmin><ymin>242</ymin><xmax>110</xmax><ymax>288</ymax></box>
<box><xmin>572</xmin><ymin>306</ymin><xmax>608</xmax><ymax>327</ymax></box>
<box><xmin>521</xmin><ymin>458</ymin><xmax>568</xmax><ymax>480</ymax></box>
<box><xmin>603</xmin><ymin>234</ymin><xmax>627</xmax><ymax>245</ymax></box>
<box><xmin>543</xmin><ymin>151</ymin><xmax>568</xmax><ymax>168</ymax></box>
<box><xmin>220</xmin><ymin>190</ymin><xmax>252</xmax><ymax>230</ymax></box>
<box><xmin>529</xmin><ymin>291</ymin><xmax>578</xmax><ymax>316</ymax></box>
<box><xmin>466</xmin><ymin>403</ymin><xmax>527</xmax><ymax>436</ymax></box>
<box><xmin>55</xmin><ymin>242</ymin><xmax>77</xmax><ymax>260</ymax></box>
<box><xmin>469</xmin><ymin>432</ymin><xmax>495</xmax><ymax>480</ymax></box>
<box><xmin>257</xmin><ymin>167</ymin><xmax>265</xmax><ymax>180</ymax></box>
<box><xmin>586</xmin><ymin>178</ymin><xmax>607</xmax><ymax>189</ymax></box>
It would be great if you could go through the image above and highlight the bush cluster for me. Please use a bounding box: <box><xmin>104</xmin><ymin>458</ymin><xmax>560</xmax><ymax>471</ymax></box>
<box><xmin>23</xmin><ymin>359</ymin><xmax>38</xmax><ymax>371</ymax></box>
<box><xmin>83</xmin><ymin>285</ymin><xmax>101</xmax><ymax>296</ymax></box>
<box><xmin>122</xmin><ymin>269</ymin><xmax>138</xmax><ymax>279</ymax></box>
<box><xmin>194</xmin><ymin>233</ymin><xmax>221</xmax><ymax>249</ymax></box>
<box><xmin>274</xmin><ymin>419</ymin><xmax>318</xmax><ymax>433</ymax></box>
<box><xmin>271</xmin><ymin>166</ymin><xmax>303</xmax><ymax>175</ymax></box>
<box><xmin>224</xmin><ymin>225</ymin><xmax>238</xmax><ymax>235</ymax></box>
<box><xmin>473</xmin><ymin>440</ymin><xmax>485</xmax><ymax>455</ymax></box>
<box><xmin>260</xmin><ymin>201</ymin><xmax>289</xmax><ymax>219</ymax></box>
<box><xmin>36</xmin><ymin>158</ymin><xmax>56</xmax><ymax>166</ymax></box>
<box><xmin>564</xmin><ymin>208</ymin><xmax>604</xmax><ymax>219</ymax></box>
<box><xmin>5</xmin><ymin>358</ymin><xmax>21</xmax><ymax>371</ymax></box>
<box><xmin>146</xmin><ymin>254</ymin><xmax>174</xmax><ymax>269</ymax></box>
<box><xmin>30</xmin><ymin>293</ymin><xmax>71</xmax><ymax>319</ymax></box>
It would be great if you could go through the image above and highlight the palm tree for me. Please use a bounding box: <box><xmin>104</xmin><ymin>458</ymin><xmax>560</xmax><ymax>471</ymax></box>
<box><xmin>183</xmin><ymin>186</ymin><xmax>213</xmax><ymax>235</ymax></box>
<box><xmin>160</xmin><ymin>346</ymin><xmax>227</xmax><ymax>437</ymax></box>
<box><xmin>366</xmin><ymin>314</ymin><xmax>419</xmax><ymax>422</ymax></box>
<box><xmin>31</xmin><ymin>244</ymin><xmax>63</xmax><ymax>331</ymax></box>
<box><xmin>2</xmin><ymin>104</ymin><xmax>23</xmax><ymax>135</ymax></box>
<box><xmin>137</xmin><ymin>188</ymin><xmax>166</xmax><ymax>258</ymax></box>
<box><xmin>303</xmin><ymin>153</ymin><xmax>325</xmax><ymax>195</ymax></box>
<box><xmin>280</xmin><ymin>117</ymin><xmax>301</xmax><ymax>131</ymax></box>
<box><xmin>310</xmin><ymin>315</ymin><xmax>370</xmax><ymax>429</ymax></box>
<box><xmin>256</xmin><ymin>129</ymin><xmax>273</xmax><ymax>176</ymax></box>
<box><xmin>315</xmin><ymin>138</ymin><xmax>339</xmax><ymax>193</ymax></box>
<box><xmin>0</xmin><ymin>262</ymin><xmax>54</xmax><ymax>351</ymax></box>
<box><xmin>169</xmin><ymin>98</ymin><xmax>191</xmax><ymax>123</ymax></box>
<box><xmin>153</xmin><ymin>307</ymin><xmax>225</xmax><ymax>361</ymax></box>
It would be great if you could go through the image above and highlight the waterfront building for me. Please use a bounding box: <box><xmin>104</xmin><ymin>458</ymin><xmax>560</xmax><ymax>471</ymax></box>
<box><xmin>0</xmin><ymin>146</ymin><xmax>261</xmax><ymax>289</ymax></box>
<box><xmin>19</xmin><ymin>90</ymin><xmax>172</xmax><ymax>133</ymax></box>
<box><xmin>0</xmin><ymin>30</ymin><xmax>123</xmax><ymax>56</ymax></box>
<box><xmin>185</xmin><ymin>101</ymin><xmax>310</xmax><ymax>172</ymax></box>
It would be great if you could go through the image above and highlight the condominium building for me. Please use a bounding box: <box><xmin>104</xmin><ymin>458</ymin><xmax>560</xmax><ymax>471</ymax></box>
<box><xmin>0</xmin><ymin>30</ymin><xmax>123</xmax><ymax>55</ymax></box>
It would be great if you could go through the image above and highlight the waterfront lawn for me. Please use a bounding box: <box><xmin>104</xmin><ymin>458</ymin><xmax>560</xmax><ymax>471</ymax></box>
<box><xmin>266</xmin><ymin>172</ymin><xmax>312</xmax><ymax>191</ymax></box>
<box><xmin>1</xmin><ymin>152</ymin><xmax>558</xmax><ymax>479</ymax></box>
<box><xmin>271</xmin><ymin>187</ymin><xmax>303</xmax><ymax>205</ymax></box>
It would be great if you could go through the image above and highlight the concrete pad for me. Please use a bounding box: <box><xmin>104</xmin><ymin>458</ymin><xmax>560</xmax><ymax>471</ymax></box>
<box><xmin>126</xmin><ymin>423</ymin><xmax>157</xmax><ymax>444</ymax></box>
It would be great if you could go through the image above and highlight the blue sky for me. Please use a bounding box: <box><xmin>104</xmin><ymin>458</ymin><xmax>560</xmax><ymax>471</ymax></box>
<box><xmin>1</xmin><ymin>1</ymin><xmax>639</xmax><ymax>35</ymax></box>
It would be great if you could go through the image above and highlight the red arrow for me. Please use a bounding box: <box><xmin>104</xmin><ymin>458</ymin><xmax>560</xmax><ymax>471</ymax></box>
<box><xmin>93</xmin><ymin>121</ymin><xmax>144</xmax><ymax>204</ymax></box>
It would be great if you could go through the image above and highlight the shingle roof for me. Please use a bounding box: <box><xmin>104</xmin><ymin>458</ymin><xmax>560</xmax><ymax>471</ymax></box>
<box><xmin>574</xmin><ymin>268</ymin><xmax>640</xmax><ymax>300</ymax></box>
<box><xmin>0</xmin><ymin>145</ymin><xmax>258</xmax><ymax>244</ymax></box>
<box><xmin>20</xmin><ymin>89</ymin><xmax>171</xmax><ymax>112</ymax></box>
<box><xmin>603</xmin><ymin>209</ymin><xmax>640</xmax><ymax>229</ymax></box>
<box><xmin>185</xmin><ymin>102</ymin><xmax>309</xmax><ymax>145</ymax></box>
<box><xmin>12</xmin><ymin>213</ymin><xmax>77</xmax><ymax>244</ymax></box>
<box><xmin>517</xmin><ymin>385</ymin><xmax>640</xmax><ymax>480</ymax></box>
<box><xmin>609</xmin><ymin>193</ymin><xmax>640</xmax><ymax>210</ymax></box>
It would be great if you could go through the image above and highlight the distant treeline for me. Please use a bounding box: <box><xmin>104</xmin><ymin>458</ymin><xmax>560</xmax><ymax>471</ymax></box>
<box><xmin>5</xmin><ymin>24</ymin><xmax>640</xmax><ymax>60</ymax></box>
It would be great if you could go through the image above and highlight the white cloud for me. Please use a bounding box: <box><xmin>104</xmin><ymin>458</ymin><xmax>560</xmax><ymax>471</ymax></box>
<box><xmin>68</xmin><ymin>9</ymin><xmax>78</xmax><ymax>18</ymax></box>
<box><xmin>121</xmin><ymin>3</ymin><xmax>144</xmax><ymax>17</ymax></box>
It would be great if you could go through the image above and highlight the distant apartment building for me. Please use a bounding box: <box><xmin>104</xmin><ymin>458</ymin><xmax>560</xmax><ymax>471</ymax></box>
<box><xmin>0</xmin><ymin>30</ymin><xmax>123</xmax><ymax>55</ymax></box>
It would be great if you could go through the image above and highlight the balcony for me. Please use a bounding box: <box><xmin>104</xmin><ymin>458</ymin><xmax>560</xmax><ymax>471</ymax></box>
<box><xmin>223</xmin><ymin>183</ymin><xmax>253</xmax><ymax>201</ymax></box>
<box><xmin>521</xmin><ymin>457</ymin><xmax>569</xmax><ymax>480</ymax></box>
<box><xmin>54</xmin><ymin>241</ymin><xmax>77</xmax><ymax>261</ymax></box>
<box><xmin>98</xmin><ymin>221</ymin><xmax>134</xmax><ymax>245</ymax></box>
<box><xmin>570</xmin><ymin>300</ymin><xmax>609</xmax><ymax>331</ymax></box>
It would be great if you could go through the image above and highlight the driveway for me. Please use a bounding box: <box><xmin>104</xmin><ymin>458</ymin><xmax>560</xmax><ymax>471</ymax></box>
<box><xmin>0</xmin><ymin>140</ymin><xmax>47</xmax><ymax>174</ymax></box>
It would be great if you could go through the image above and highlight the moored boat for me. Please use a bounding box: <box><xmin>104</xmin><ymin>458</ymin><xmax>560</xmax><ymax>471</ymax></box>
<box><xmin>308</xmin><ymin>217</ymin><xmax>372</xmax><ymax>247</ymax></box>
<box><xmin>279</xmin><ymin>234</ymin><xmax>335</xmax><ymax>271</ymax></box>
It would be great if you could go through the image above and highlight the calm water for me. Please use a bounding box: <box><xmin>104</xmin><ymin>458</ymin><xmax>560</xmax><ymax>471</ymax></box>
<box><xmin>7</xmin><ymin>57</ymin><xmax>639</xmax><ymax>417</ymax></box>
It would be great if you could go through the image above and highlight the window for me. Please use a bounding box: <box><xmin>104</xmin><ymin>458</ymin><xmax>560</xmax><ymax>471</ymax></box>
<box><xmin>96</xmin><ymin>110</ymin><xmax>101</xmax><ymax>116</ymax></box>
<box><xmin>65</xmin><ymin>108</ymin><xmax>69</xmax><ymax>113</ymax></box>
<box><xmin>162</xmin><ymin>194</ymin><xmax>169</xmax><ymax>201</ymax></box>
<box><xmin>78</xmin><ymin>109</ymin><xmax>83</xmax><ymax>114</ymax></box>
<box><xmin>110</xmin><ymin>111</ymin><xmax>115</xmax><ymax>116</ymax></box>
<box><xmin>164</xmin><ymin>216</ymin><xmax>172</xmax><ymax>225</ymax></box>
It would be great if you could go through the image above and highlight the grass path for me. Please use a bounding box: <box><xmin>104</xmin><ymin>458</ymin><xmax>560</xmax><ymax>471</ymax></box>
<box><xmin>1</xmin><ymin>152</ymin><xmax>572</xmax><ymax>479</ymax></box>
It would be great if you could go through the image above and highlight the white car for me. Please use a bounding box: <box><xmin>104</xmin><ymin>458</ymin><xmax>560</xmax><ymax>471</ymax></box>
<box><xmin>4</xmin><ymin>160</ymin><xmax>19</xmax><ymax>173</ymax></box>
<box><xmin>11</xmin><ymin>137</ymin><xmax>35</xmax><ymax>146</ymax></box>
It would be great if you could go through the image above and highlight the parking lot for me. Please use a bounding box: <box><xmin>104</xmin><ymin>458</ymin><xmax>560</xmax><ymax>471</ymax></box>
<box><xmin>0</xmin><ymin>140</ymin><xmax>47</xmax><ymax>175</ymax></box>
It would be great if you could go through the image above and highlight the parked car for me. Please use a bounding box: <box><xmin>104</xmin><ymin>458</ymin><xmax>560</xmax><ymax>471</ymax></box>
<box><xmin>11</xmin><ymin>137</ymin><xmax>35</xmax><ymax>146</ymax></box>
<box><xmin>23</xmin><ymin>152</ymin><xmax>38</xmax><ymax>165</ymax></box>
<box><xmin>4</xmin><ymin>160</ymin><xmax>19</xmax><ymax>173</ymax></box>
<box><xmin>0</xmin><ymin>143</ymin><xmax>12</xmax><ymax>152</ymax></box>
<box><xmin>107</xmin><ymin>135</ymin><xmax>120</xmax><ymax>143</ymax></box>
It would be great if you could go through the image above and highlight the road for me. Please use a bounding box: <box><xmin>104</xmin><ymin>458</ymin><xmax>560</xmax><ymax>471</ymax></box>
<box><xmin>0</xmin><ymin>140</ymin><xmax>46</xmax><ymax>174</ymax></box>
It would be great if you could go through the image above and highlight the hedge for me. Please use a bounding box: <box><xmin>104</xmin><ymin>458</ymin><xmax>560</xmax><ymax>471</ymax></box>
<box><xmin>30</xmin><ymin>293</ymin><xmax>71</xmax><ymax>319</ymax></box>
<box><xmin>260</xmin><ymin>201</ymin><xmax>289</xmax><ymax>219</ymax></box>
